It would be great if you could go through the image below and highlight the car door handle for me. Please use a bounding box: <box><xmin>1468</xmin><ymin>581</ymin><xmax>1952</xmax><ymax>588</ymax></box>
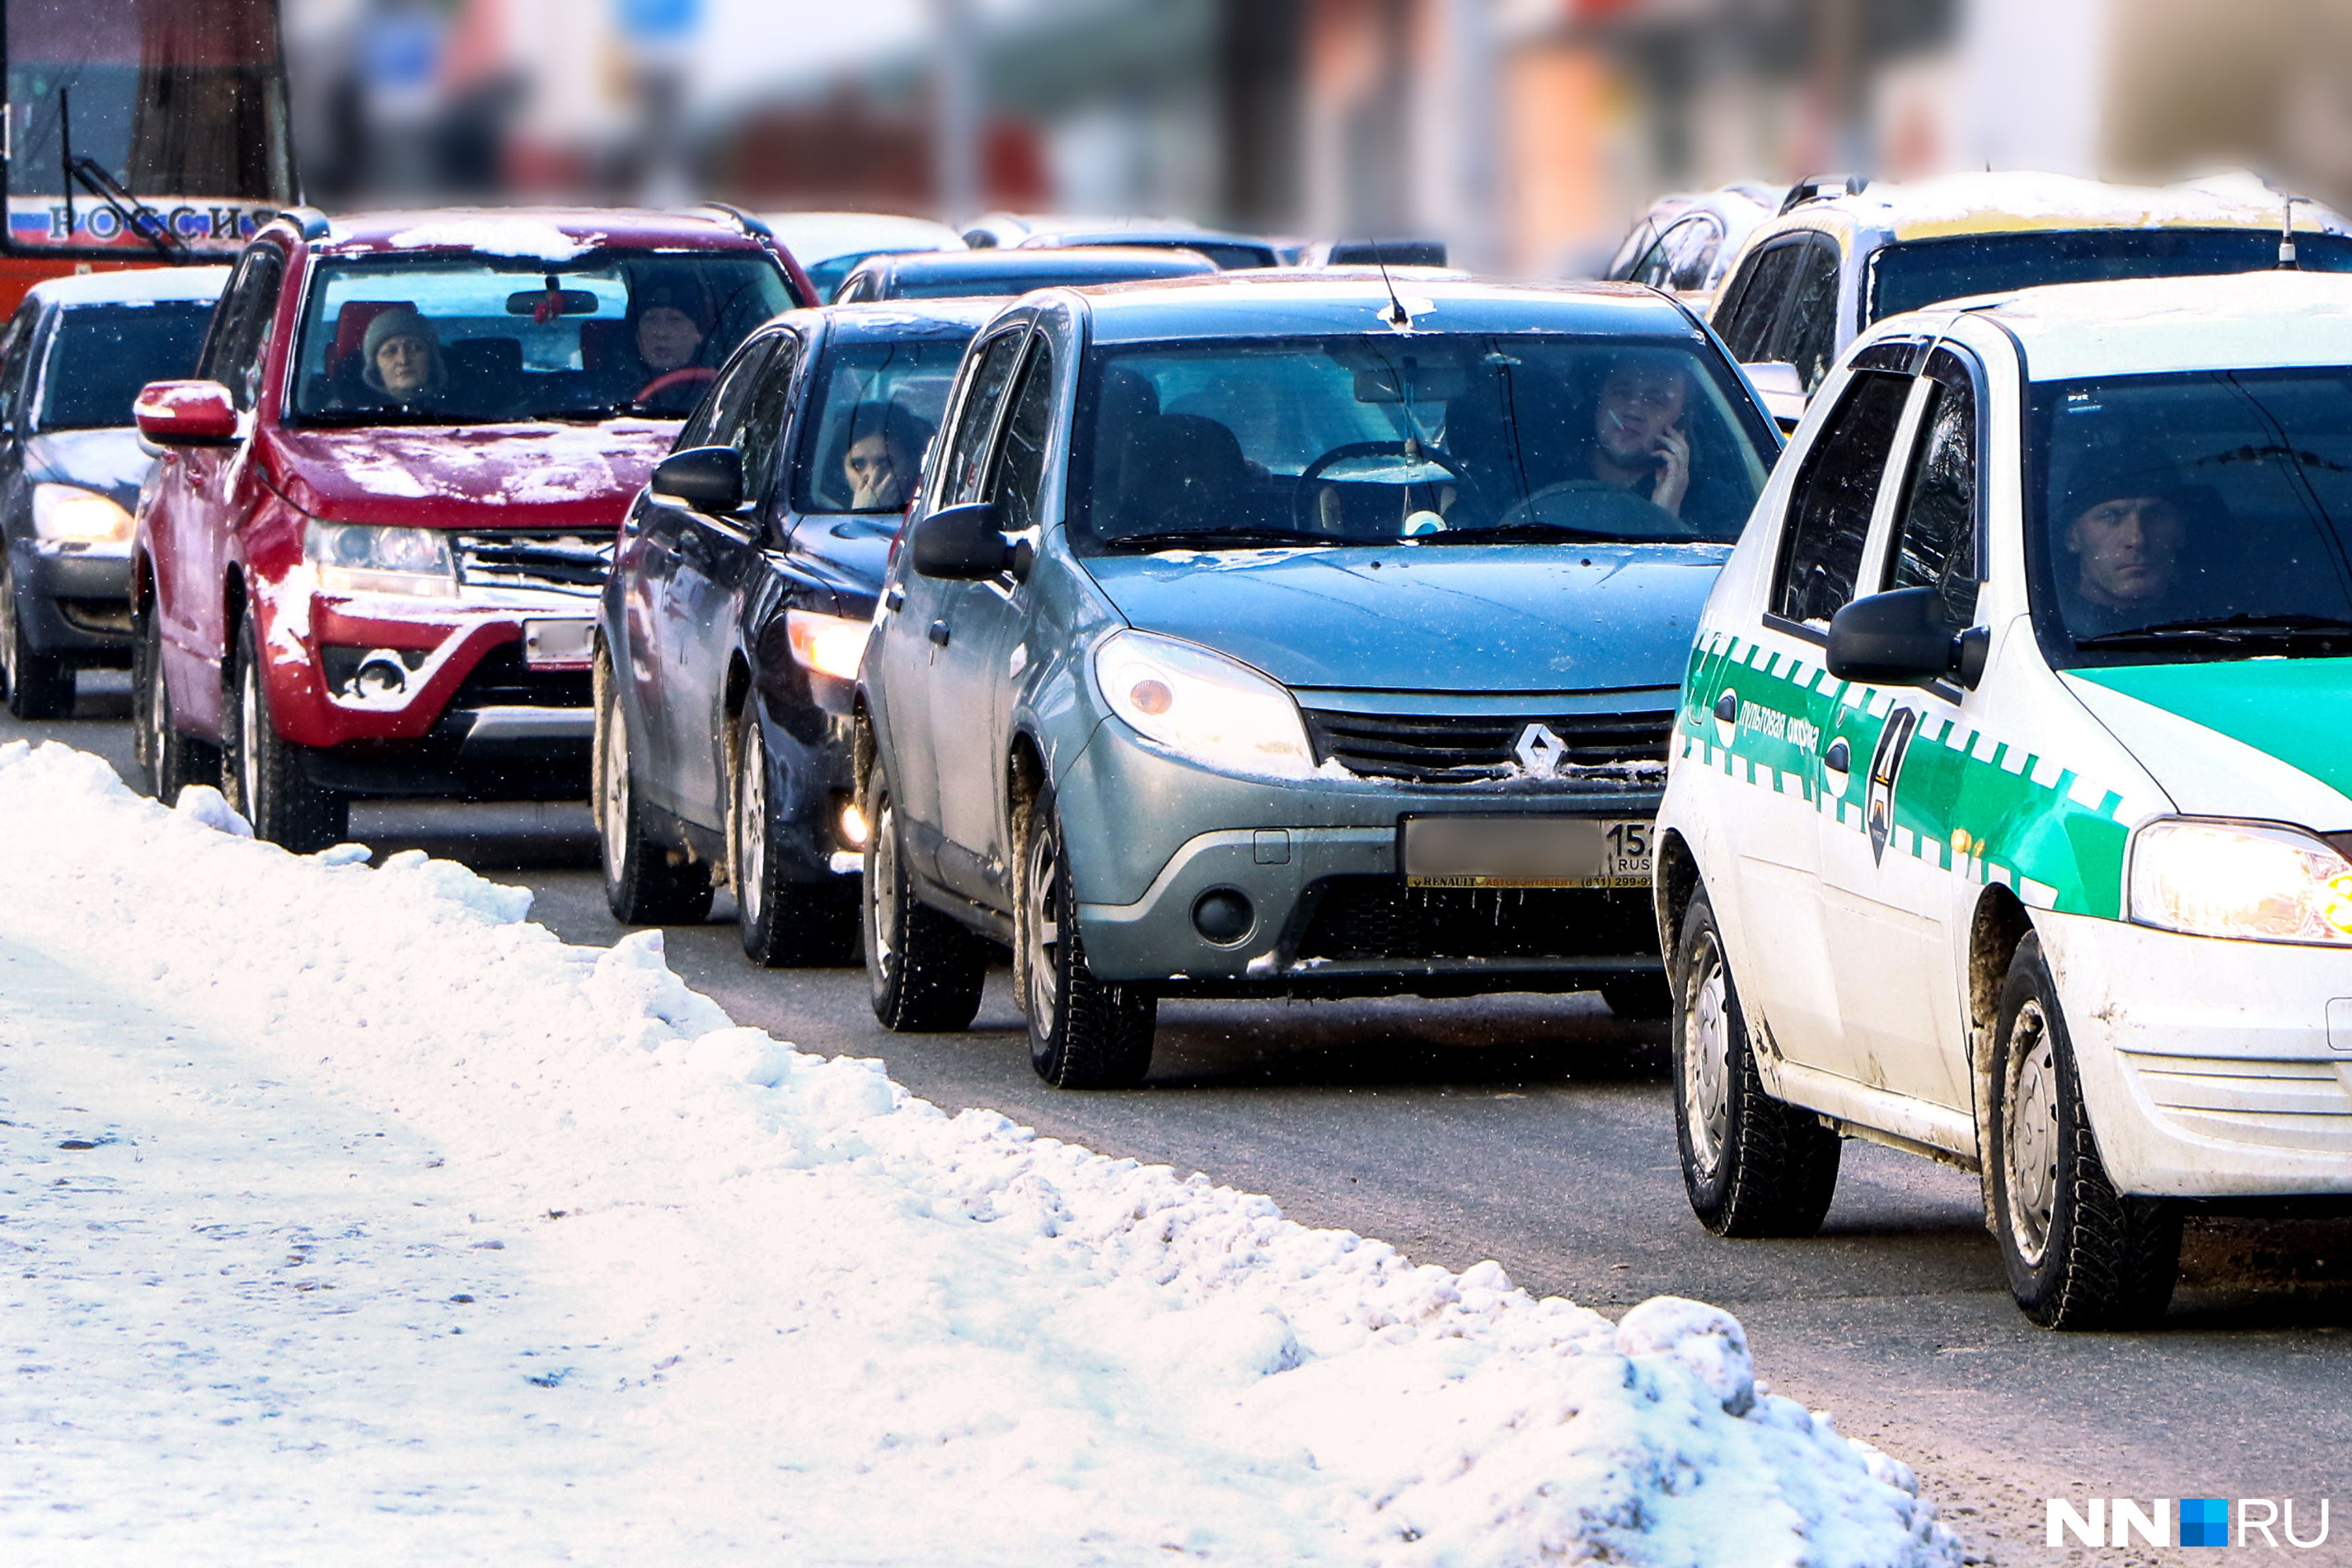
<box><xmin>884</xmin><ymin>583</ymin><xmax>905</xmax><ymax>612</ymax></box>
<box><xmin>1823</xmin><ymin>738</ymin><xmax>1851</xmax><ymax>772</ymax></box>
<box><xmin>927</xmin><ymin>619</ymin><xmax>951</xmax><ymax>648</ymax></box>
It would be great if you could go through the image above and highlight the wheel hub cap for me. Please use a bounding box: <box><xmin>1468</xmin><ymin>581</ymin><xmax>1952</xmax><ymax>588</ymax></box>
<box><xmin>737</xmin><ymin>729</ymin><xmax>765</xmax><ymax>925</ymax></box>
<box><xmin>1682</xmin><ymin>937</ymin><xmax>1732</xmax><ymax>1174</ymax></box>
<box><xmin>2005</xmin><ymin>1000</ymin><xmax>2060</xmax><ymax>1267</ymax></box>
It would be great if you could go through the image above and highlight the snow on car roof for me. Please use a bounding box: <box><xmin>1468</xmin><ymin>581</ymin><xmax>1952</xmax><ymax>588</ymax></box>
<box><xmin>1944</xmin><ymin>270</ymin><xmax>2352</xmax><ymax>380</ymax></box>
<box><xmin>26</xmin><ymin>264</ymin><xmax>232</xmax><ymax>307</ymax></box>
<box><xmin>1815</xmin><ymin>170</ymin><xmax>2344</xmax><ymax>243</ymax></box>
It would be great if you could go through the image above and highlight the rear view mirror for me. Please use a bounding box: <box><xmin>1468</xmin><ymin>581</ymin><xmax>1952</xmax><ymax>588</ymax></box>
<box><xmin>652</xmin><ymin>445</ymin><xmax>743</xmax><ymax>514</ymax></box>
<box><xmin>1741</xmin><ymin>361</ymin><xmax>1806</xmax><ymax>430</ymax></box>
<box><xmin>506</xmin><ymin>287</ymin><xmax>599</xmax><ymax>317</ymax></box>
<box><xmin>1825</xmin><ymin>587</ymin><xmax>1988</xmax><ymax>688</ymax></box>
<box><xmin>132</xmin><ymin>380</ymin><xmax>239</xmax><ymax>447</ymax></box>
<box><xmin>911</xmin><ymin>502</ymin><xmax>1022</xmax><ymax>580</ymax></box>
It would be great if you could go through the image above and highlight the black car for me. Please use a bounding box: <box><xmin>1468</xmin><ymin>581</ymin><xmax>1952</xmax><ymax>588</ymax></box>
<box><xmin>1</xmin><ymin>265</ymin><xmax>228</xmax><ymax>717</ymax></box>
<box><xmin>831</xmin><ymin>247</ymin><xmax>1214</xmax><ymax>303</ymax></box>
<box><xmin>594</xmin><ymin>296</ymin><xmax>995</xmax><ymax>962</ymax></box>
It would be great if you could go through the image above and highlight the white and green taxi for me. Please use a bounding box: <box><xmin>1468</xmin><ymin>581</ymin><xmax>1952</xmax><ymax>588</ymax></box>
<box><xmin>1656</xmin><ymin>271</ymin><xmax>2352</xmax><ymax>1330</ymax></box>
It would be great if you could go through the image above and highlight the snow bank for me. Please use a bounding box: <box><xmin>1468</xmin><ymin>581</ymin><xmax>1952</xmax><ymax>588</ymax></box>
<box><xmin>0</xmin><ymin>742</ymin><xmax>1960</xmax><ymax>1566</ymax></box>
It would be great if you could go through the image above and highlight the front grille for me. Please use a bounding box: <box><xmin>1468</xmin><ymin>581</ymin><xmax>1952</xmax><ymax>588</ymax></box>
<box><xmin>1301</xmin><ymin>707</ymin><xmax>1675</xmax><ymax>784</ymax></box>
<box><xmin>447</xmin><ymin>644</ymin><xmax>592</xmax><ymax>710</ymax></box>
<box><xmin>454</xmin><ymin>531</ymin><xmax>613</xmax><ymax>597</ymax></box>
<box><xmin>1297</xmin><ymin>877</ymin><xmax>1657</xmax><ymax>962</ymax></box>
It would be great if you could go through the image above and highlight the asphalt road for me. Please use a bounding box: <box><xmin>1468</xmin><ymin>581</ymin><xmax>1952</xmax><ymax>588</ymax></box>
<box><xmin>20</xmin><ymin>671</ymin><xmax>2352</xmax><ymax>1566</ymax></box>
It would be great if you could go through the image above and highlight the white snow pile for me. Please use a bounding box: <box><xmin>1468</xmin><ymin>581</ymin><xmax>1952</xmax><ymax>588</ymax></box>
<box><xmin>0</xmin><ymin>741</ymin><xmax>1961</xmax><ymax>1566</ymax></box>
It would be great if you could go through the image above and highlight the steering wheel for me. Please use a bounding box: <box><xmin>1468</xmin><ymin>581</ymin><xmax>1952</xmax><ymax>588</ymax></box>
<box><xmin>1290</xmin><ymin>440</ymin><xmax>1483</xmax><ymax>535</ymax></box>
<box><xmin>1492</xmin><ymin>477</ymin><xmax>1698</xmax><ymax>540</ymax></box>
<box><xmin>634</xmin><ymin>366</ymin><xmax>719</xmax><ymax>406</ymax></box>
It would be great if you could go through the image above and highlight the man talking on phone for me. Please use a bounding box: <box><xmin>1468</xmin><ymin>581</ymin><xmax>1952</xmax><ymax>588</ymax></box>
<box><xmin>1584</xmin><ymin>352</ymin><xmax>1693</xmax><ymax>520</ymax></box>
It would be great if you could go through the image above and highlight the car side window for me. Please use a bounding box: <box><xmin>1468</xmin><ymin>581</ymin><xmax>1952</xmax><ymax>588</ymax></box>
<box><xmin>198</xmin><ymin>244</ymin><xmax>286</xmax><ymax>411</ymax></box>
<box><xmin>1666</xmin><ymin>215</ymin><xmax>1726</xmax><ymax>292</ymax></box>
<box><xmin>736</xmin><ymin>336</ymin><xmax>800</xmax><ymax>509</ymax></box>
<box><xmin>1770</xmin><ymin>369</ymin><xmax>1911</xmax><ymax>626</ymax></box>
<box><xmin>939</xmin><ymin>328</ymin><xmax>1030</xmax><ymax>506</ymax></box>
<box><xmin>1885</xmin><ymin>347</ymin><xmax>1983</xmax><ymax>626</ymax></box>
<box><xmin>985</xmin><ymin>338</ymin><xmax>1056</xmax><ymax>535</ymax></box>
<box><xmin>1776</xmin><ymin>237</ymin><xmax>1842</xmax><ymax>393</ymax></box>
<box><xmin>0</xmin><ymin>299</ymin><xmax>42</xmax><ymax>428</ymax></box>
<box><xmin>679</xmin><ymin>337</ymin><xmax>773</xmax><ymax>452</ymax></box>
<box><xmin>1713</xmin><ymin>239</ymin><xmax>1803</xmax><ymax>364</ymax></box>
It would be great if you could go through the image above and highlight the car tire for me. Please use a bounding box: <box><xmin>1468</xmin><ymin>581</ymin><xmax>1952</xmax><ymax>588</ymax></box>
<box><xmin>1673</xmin><ymin>890</ymin><xmax>1841</xmax><ymax>1237</ymax></box>
<box><xmin>861</xmin><ymin>760</ymin><xmax>986</xmax><ymax>1031</ymax></box>
<box><xmin>1600</xmin><ymin>975</ymin><xmax>1674</xmax><ymax>1020</ymax></box>
<box><xmin>1018</xmin><ymin>784</ymin><xmax>1155</xmax><ymax>1089</ymax></box>
<box><xmin>131</xmin><ymin>601</ymin><xmax>217</xmax><ymax>804</ymax></box>
<box><xmin>1987</xmin><ymin>934</ymin><xmax>2181</xmax><ymax>1330</ymax></box>
<box><xmin>1</xmin><ymin>555</ymin><xmax>74</xmax><ymax>720</ymax></box>
<box><xmin>593</xmin><ymin>648</ymin><xmax>713</xmax><ymax>926</ymax></box>
<box><xmin>732</xmin><ymin>702</ymin><xmax>856</xmax><ymax>966</ymax></box>
<box><xmin>223</xmin><ymin>614</ymin><xmax>347</xmax><ymax>853</ymax></box>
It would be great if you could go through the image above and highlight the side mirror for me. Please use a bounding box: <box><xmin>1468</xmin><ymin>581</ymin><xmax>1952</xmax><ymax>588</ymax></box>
<box><xmin>911</xmin><ymin>502</ymin><xmax>1026</xmax><ymax>581</ymax></box>
<box><xmin>133</xmin><ymin>380</ymin><xmax>239</xmax><ymax>447</ymax></box>
<box><xmin>652</xmin><ymin>445</ymin><xmax>743</xmax><ymax>514</ymax></box>
<box><xmin>1825</xmin><ymin>586</ymin><xmax>1988</xmax><ymax>688</ymax></box>
<box><xmin>1740</xmin><ymin>361</ymin><xmax>1806</xmax><ymax>431</ymax></box>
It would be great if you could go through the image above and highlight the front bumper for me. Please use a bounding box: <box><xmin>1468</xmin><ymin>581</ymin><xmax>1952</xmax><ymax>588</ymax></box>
<box><xmin>1061</xmin><ymin>717</ymin><xmax>1664</xmax><ymax>994</ymax></box>
<box><xmin>11</xmin><ymin>541</ymin><xmax>132</xmax><ymax>659</ymax></box>
<box><xmin>2041</xmin><ymin>909</ymin><xmax>2352</xmax><ymax>1197</ymax></box>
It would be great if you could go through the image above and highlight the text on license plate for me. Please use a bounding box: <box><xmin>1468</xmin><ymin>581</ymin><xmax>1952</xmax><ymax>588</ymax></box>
<box><xmin>1400</xmin><ymin>815</ymin><xmax>1653</xmax><ymax>888</ymax></box>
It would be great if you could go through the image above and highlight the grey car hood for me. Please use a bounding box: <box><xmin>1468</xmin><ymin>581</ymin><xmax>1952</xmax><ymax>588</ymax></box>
<box><xmin>26</xmin><ymin>427</ymin><xmax>157</xmax><ymax>505</ymax></box>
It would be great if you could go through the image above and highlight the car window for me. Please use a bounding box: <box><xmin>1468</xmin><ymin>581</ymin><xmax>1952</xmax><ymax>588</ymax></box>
<box><xmin>199</xmin><ymin>243</ymin><xmax>285</xmax><ymax>410</ymax></box>
<box><xmin>1712</xmin><ymin>239</ymin><xmax>1803</xmax><ymax>364</ymax></box>
<box><xmin>1666</xmin><ymin>215</ymin><xmax>1726</xmax><ymax>292</ymax></box>
<box><xmin>33</xmin><ymin>300</ymin><xmax>216</xmax><ymax>431</ymax></box>
<box><xmin>1770</xmin><ymin>369</ymin><xmax>1911</xmax><ymax>626</ymax></box>
<box><xmin>1777</xmin><ymin>237</ymin><xmax>1842</xmax><ymax>393</ymax></box>
<box><xmin>682</xmin><ymin>337</ymin><xmax>772</xmax><ymax>454</ymax></box>
<box><xmin>1868</xmin><ymin>229</ymin><xmax>2352</xmax><ymax>324</ymax></box>
<box><xmin>790</xmin><ymin>332</ymin><xmax>972</xmax><ymax>514</ymax></box>
<box><xmin>737</xmin><ymin>336</ymin><xmax>800</xmax><ymax>508</ymax></box>
<box><xmin>0</xmin><ymin>298</ymin><xmax>42</xmax><ymax>426</ymax></box>
<box><xmin>283</xmin><ymin>251</ymin><xmax>793</xmax><ymax>426</ymax></box>
<box><xmin>1885</xmin><ymin>348</ymin><xmax>1982</xmax><ymax>626</ymax></box>
<box><xmin>985</xmin><ymin>338</ymin><xmax>1056</xmax><ymax>535</ymax></box>
<box><xmin>938</xmin><ymin>328</ymin><xmax>1030</xmax><ymax>506</ymax></box>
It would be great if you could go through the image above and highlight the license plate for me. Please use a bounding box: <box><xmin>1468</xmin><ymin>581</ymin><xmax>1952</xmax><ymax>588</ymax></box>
<box><xmin>523</xmin><ymin>618</ymin><xmax>596</xmax><ymax>670</ymax></box>
<box><xmin>1400</xmin><ymin>815</ymin><xmax>1653</xmax><ymax>888</ymax></box>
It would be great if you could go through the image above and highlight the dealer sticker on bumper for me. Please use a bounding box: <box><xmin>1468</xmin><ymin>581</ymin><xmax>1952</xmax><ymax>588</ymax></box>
<box><xmin>1401</xmin><ymin>815</ymin><xmax>1653</xmax><ymax>889</ymax></box>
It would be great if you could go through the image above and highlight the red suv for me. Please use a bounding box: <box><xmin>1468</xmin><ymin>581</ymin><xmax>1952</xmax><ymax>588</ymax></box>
<box><xmin>131</xmin><ymin>206</ymin><xmax>811</xmax><ymax>849</ymax></box>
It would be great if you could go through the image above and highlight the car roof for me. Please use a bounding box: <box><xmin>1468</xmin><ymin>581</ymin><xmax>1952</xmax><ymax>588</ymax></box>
<box><xmin>869</xmin><ymin>247</ymin><xmax>1218</xmax><ymax>284</ymax></box>
<box><xmin>1061</xmin><ymin>274</ymin><xmax>1706</xmax><ymax>345</ymax></box>
<box><xmin>811</xmin><ymin>297</ymin><xmax>1000</xmax><ymax>343</ymax></box>
<box><xmin>762</xmin><ymin>211</ymin><xmax>964</xmax><ymax>263</ymax></box>
<box><xmin>299</xmin><ymin>207</ymin><xmax>778</xmax><ymax>258</ymax></box>
<box><xmin>1929</xmin><ymin>270</ymin><xmax>2352</xmax><ymax>381</ymax></box>
<box><xmin>1774</xmin><ymin>170</ymin><xmax>2343</xmax><ymax>246</ymax></box>
<box><xmin>26</xmin><ymin>265</ymin><xmax>232</xmax><ymax>307</ymax></box>
<box><xmin>1018</xmin><ymin>224</ymin><xmax>1272</xmax><ymax>252</ymax></box>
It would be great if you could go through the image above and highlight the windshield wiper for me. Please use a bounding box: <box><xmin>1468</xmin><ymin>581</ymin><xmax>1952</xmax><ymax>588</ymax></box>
<box><xmin>1410</xmin><ymin>521</ymin><xmax>1621</xmax><ymax>545</ymax></box>
<box><xmin>56</xmin><ymin>92</ymin><xmax>186</xmax><ymax>262</ymax></box>
<box><xmin>2076</xmin><ymin>612</ymin><xmax>2352</xmax><ymax>646</ymax></box>
<box><xmin>1105</xmin><ymin>527</ymin><xmax>1340</xmax><ymax>552</ymax></box>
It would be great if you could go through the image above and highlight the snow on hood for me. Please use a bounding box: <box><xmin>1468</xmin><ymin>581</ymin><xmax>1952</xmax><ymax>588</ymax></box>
<box><xmin>24</xmin><ymin>426</ymin><xmax>157</xmax><ymax>500</ymax></box>
<box><xmin>2062</xmin><ymin>659</ymin><xmax>2352</xmax><ymax>826</ymax></box>
<box><xmin>0</xmin><ymin>740</ymin><xmax>1960</xmax><ymax>1566</ymax></box>
<box><xmin>267</xmin><ymin>421</ymin><xmax>675</xmax><ymax>529</ymax></box>
<box><xmin>1867</xmin><ymin>169</ymin><xmax>2335</xmax><ymax>240</ymax></box>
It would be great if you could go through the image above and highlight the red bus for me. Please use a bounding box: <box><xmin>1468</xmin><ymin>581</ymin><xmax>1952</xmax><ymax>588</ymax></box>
<box><xmin>1</xmin><ymin>0</ymin><xmax>293</xmax><ymax>309</ymax></box>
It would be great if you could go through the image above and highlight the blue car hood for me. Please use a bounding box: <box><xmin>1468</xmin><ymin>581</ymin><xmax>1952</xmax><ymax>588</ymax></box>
<box><xmin>1080</xmin><ymin>541</ymin><xmax>1729</xmax><ymax>694</ymax></box>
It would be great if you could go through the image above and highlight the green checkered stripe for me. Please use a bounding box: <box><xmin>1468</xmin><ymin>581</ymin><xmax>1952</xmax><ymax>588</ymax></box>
<box><xmin>1676</xmin><ymin>630</ymin><xmax>2132</xmax><ymax>920</ymax></box>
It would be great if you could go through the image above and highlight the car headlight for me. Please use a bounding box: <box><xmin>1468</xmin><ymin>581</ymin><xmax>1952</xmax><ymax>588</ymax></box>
<box><xmin>786</xmin><ymin>608</ymin><xmax>869</xmax><ymax>681</ymax></box>
<box><xmin>304</xmin><ymin>521</ymin><xmax>456</xmax><ymax>599</ymax></box>
<box><xmin>1092</xmin><ymin>628</ymin><xmax>1315</xmax><ymax>777</ymax></box>
<box><xmin>32</xmin><ymin>483</ymin><xmax>132</xmax><ymax>546</ymax></box>
<box><xmin>2129</xmin><ymin>818</ymin><xmax>2352</xmax><ymax>945</ymax></box>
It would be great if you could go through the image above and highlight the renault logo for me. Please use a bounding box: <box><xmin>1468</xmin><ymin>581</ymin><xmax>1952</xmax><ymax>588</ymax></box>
<box><xmin>1514</xmin><ymin>722</ymin><xmax>1566</xmax><ymax>774</ymax></box>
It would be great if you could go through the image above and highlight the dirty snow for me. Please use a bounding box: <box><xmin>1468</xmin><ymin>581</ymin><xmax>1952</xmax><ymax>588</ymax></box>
<box><xmin>0</xmin><ymin>742</ymin><xmax>1961</xmax><ymax>1566</ymax></box>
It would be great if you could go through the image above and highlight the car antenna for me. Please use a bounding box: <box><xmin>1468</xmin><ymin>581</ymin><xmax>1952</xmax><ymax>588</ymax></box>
<box><xmin>2280</xmin><ymin>193</ymin><xmax>2308</xmax><ymax>269</ymax></box>
<box><xmin>58</xmin><ymin>88</ymin><xmax>74</xmax><ymax>244</ymax></box>
<box><xmin>1367</xmin><ymin>238</ymin><xmax>1412</xmax><ymax>330</ymax></box>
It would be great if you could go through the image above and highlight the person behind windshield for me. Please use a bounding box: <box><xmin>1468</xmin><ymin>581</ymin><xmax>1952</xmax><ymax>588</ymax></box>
<box><xmin>835</xmin><ymin>402</ymin><xmax>931</xmax><ymax>512</ymax></box>
<box><xmin>1585</xmin><ymin>350</ymin><xmax>1693</xmax><ymax>519</ymax></box>
<box><xmin>361</xmin><ymin>304</ymin><xmax>446</xmax><ymax>410</ymax></box>
<box><xmin>2056</xmin><ymin>455</ymin><xmax>2187</xmax><ymax>637</ymax></box>
<box><xmin>628</xmin><ymin>272</ymin><xmax>713</xmax><ymax>392</ymax></box>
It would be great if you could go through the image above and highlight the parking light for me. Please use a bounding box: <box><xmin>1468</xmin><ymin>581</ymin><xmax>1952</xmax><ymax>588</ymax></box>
<box><xmin>786</xmin><ymin>608</ymin><xmax>869</xmax><ymax>681</ymax></box>
<box><xmin>304</xmin><ymin>521</ymin><xmax>456</xmax><ymax>599</ymax></box>
<box><xmin>1092</xmin><ymin>628</ymin><xmax>1316</xmax><ymax>778</ymax></box>
<box><xmin>31</xmin><ymin>484</ymin><xmax>132</xmax><ymax>546</ymax></box>
<box><xmin>2129</xmin><ymin>818</ymin><xmax>2352</xmax><ymax>945</ymax></box>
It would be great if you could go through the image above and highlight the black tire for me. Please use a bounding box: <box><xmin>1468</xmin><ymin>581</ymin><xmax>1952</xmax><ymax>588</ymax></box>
<box><xmin>861</xmin><ymin>760</ymin><xmax>985</xmax><ymax>1031</ymax></box>
<box><xmin>1673</xmin><ymin>891</ymin><xmax>1841</xmax><ymax>1237</ymax></box>
<box><xmin>1</xmin><ymin>554</ymin><xmax>74</xmax><ymax>720</ymax></box>
<box><xmin>593</xmin><ymin>649</ymin><xmax>713</xmax><ymax>925</ymax></box>
<box><xmin>1018</xmin><ymin>784</ymin><xmax>1154</xmax><ymax>1089</ymax></box>
<box><xmin>222</xmin><ymin>614</ymin><xmax>346</xmax><ymax>852</ymax></box>
<box><xmin>131</xmin><ymin>601</ymin><xmax>217</xmax><ymax>804</ymax></box>
<box><xmin>1987</xmin><ymin>934</ymin><xmax>2181</xmax><ymax>1330</ymax></box>
<box><xmin>1600</xmin><ymin>975</ymin><xmax>1674</xmax><ymax>1020</ymax></box>
<box><xmin>731</xmin><ymin>702</ymin><xmax>857</xmax><ymax>966</ymax></box>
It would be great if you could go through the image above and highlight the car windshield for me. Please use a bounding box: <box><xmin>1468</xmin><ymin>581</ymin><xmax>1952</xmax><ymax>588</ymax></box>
<box><xmin>1870</xmin><ymin>230</ymin><xmax>2352</xmax><ymax>321</ymax></box>
<box><xmin>285</xmin><ymin>252</ymin><xmax>793</xmax><ymax>426</ymax></box>
<box><xmin>35</xmin><ymin>298</ymin><xmax>213</xmax><ymax>430</ymax></box>
<box><xmin>791</xmin><ymin>334</ymin><xmax>971</xmax><ymax>514</ymax></box>
<box><xmin>2028</xmin><ymin>368</ymin><xmax>2352</xmax><ymax>664</ymax></box>
<box><xmin>1068</xmin><ymin>332</ymin><xmax>1773</xmax><ymax>552</ymax></box>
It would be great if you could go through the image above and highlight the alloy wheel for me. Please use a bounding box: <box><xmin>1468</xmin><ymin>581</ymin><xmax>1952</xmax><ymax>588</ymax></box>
<box><xmin>238</xmin><ymin>651</ymin><xmax>263</xmax><ymax>816</ymax></box>
<box><xmin>2004</xmin><ymin>1000</ymin><xmax>2060</xmax><ymax>1268</ymax></box>
<box><xmin>600</xmin><ymin>703</ymin><xmax>631</xmax><ymax>875</ymax></box>
<box><xmin>736</xmin><ymin>724</ymin><xmax>767</xmax><ymax>928</ymax></box>
<box><xmin>1682</xmin><ymin>933</ymin><xmax>1732</xmax><ymax>1177</ymax></box>
<box><xmin>868</xmin><ymin>800</ymin><xmax>900</xmax><ymax>981</ymax></box>
<box><xmin>0</xmin><ymin>561</ymin><xmax>18</xmax><ymax>696</ymax></box>
<box><xmin>1023</xmin><ymin>815</ymin><xmax>1062</xmax><ymax>1039</ymax></box>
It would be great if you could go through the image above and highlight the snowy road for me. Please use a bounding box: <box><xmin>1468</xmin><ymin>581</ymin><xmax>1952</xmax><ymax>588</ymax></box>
<box><xmin>17</xmin><ymin>679</ymin><xmax>2352</xmax><ymax>1564</ymax></box>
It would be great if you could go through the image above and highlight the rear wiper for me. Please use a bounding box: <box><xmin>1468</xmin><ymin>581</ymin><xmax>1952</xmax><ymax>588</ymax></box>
<box><xmin>2076</xmin><ymin>612</ymin><xmax>2352</xmax><ymax>646</ymax></box>
<box><xmin>1106</xmin><ymin>527</ymin><xmax>1340</xmax><ymax>551</ymax></box>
